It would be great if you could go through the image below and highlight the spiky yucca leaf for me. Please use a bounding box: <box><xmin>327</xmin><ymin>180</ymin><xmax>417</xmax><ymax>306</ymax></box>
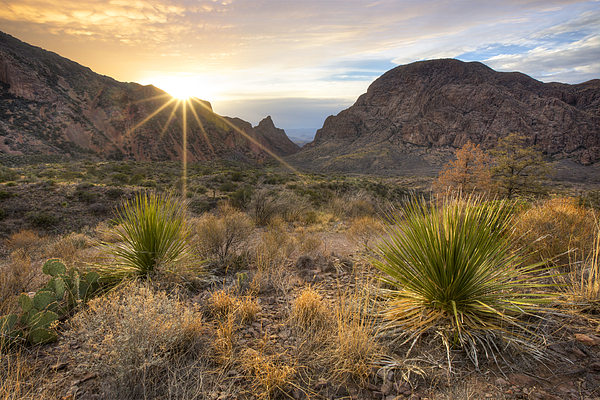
<box><xmin>100</xmin><ymin>192</ymin><xmax>193</xmax><ymax>279</ymax></box>
<box><xmin>374</xmin><ymin>196</ymin><xmax>555</xmax><ymax>368</ymax></box>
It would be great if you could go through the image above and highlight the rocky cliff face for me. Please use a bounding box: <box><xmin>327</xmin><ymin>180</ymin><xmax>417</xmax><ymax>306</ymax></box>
<box><xmin>292</xmin><ymin>59</ymin><xmax>599</xmax><ymax>175</ymax></box>
<box><xmin>0</xmin><ymin>31</ymin><xmax>298</xmax><ymax>161</ymax></box>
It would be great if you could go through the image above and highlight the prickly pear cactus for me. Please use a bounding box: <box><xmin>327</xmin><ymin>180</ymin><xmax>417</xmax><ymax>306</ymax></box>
<box><xmin>0</xmin><ymin>259</ymin><xmax>103</xmax><ymax>348</ymax></box>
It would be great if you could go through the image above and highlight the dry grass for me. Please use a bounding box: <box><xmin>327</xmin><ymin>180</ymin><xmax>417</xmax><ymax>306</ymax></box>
<box><xmin>330</xmin><ymin>190</ymin><xmax>376</xmax><ymax>219</ymax></box>
<box><xmin>327</xmin><ymin>284</ymin><xmax>381</xmax><ymax>384</ymax></box>
<box><xmin>250</xmin><ymin>221</ymin><xmax>296</xmax><ymax>294</ymax></box>
<box><xmin>569</xmin><ymin>219</ymin><xmax>600</xmax><ymax>305</ymax></box>
<box><xmin>347</xmin><ymin>215</ymin><xmax>383</xmax><ymax>252</ymax></box>
<box><xmin>513</xmin><ymin>197</ymin><xmax>598</xmax><ymax>269</ymax></box>
<box><xmin>0</xmin><ymin>251</ymin><xmax>42</xmax><ymax>315</ymax></box>
<box><xmin>295</xmin><ymin>227</ymin><xmax>322</xmax><ymax>255</ymax></box>
<box><xmin>207</xmin><ymin>288</ymin><xmax>239</xmax><ymax>319</ymax></box>
<box><xmin>290</xmin><ymin>286</ymin><xmax>332</xmax><ymax>333</ymax></box>
<box><xmin>212</xmin><ymin>312</ymin><xmax>237</xmax><ymax>367</ymax></box>
<box><xmin>0</xmin><ymin>350</ymin><xmax>45</xmax><ymax>400</ymax></box>
<box><xmin>237</xmin><ymin>295</ymin><xmax>260</xmax><ymax>324</ymax></box>
<box><xmin>66</xmin><ymin>283</ymin><xmax>204</xmax><ymax>397</ymax></box>
<box><xmin>240</xmin><ymin>347</ymin><xmax>296</xmax><ymax>400</ymax></box>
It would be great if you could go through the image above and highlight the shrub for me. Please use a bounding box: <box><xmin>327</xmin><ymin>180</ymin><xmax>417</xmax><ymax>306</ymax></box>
<box><xmin>347</xmin><ymin>215</ymin><xmax>383</xmax><ymax>252</ymax></box>
<box><xmin>193</xmin><ymin>203</ymin><xmax>253</xmax><ymax>264</ymax></box>
<box><xmin>26</xmin><ymin>212</ymin><xmax>59</xmax><ymax>227</ymax></box>
<box><xmin>105</xmin><ymin>187</ymin><xmax>124</xmax><ymax>199</ymax></box>
<box><xmin>374</xmin><ymin>196</ymin><xmax>552</xmax><ymax>368</ymax></box>
<box><xmin>99</xmin><ymin>192</ymin><xmax>195</xmax><ymax>279</ymax></box>
<box><xmin>513</xmin><ymin>197</ymin><xmax>597</xmax><ymax>269</ymax></box>
<box><xmin>66</xmin><ymin>284</ymin><xmax>203</xmax><ymax>396</ymax></box>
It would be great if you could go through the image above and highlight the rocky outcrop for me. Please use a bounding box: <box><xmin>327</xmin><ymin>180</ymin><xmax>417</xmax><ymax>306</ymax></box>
<box><xmin>253</xmin><ymin>116</ymin><xmax>300</xmax><ymax>157</ymax></box>
<box><xmin>0</xmin><ymin>31</ymin><xmax>298</xmax><ymax>161</ymax></box>
<box><xmin>292</xmin><ymin>59</ymin><xmax>599</xmax><ymax>174</ymax></box>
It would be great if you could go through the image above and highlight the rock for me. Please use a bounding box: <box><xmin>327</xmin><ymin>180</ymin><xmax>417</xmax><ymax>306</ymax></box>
<box><xmin>508</xmin><ymin>373</ymin><xmax>537</xmax><ymax>387</ymax></box>
<box><xmin>575</xmin><ymin>333</ymin><xmax>600</xmax><ymax>346</ymax></box>
<box><xmin>494</xmin><ymin>378</ymin><xmax>509</xmax><ymax>386</ymax></box>
<box><xmin>380</xmin><ymin>382</ymin><xmax>393</xmax><ymax>396</ymax></box>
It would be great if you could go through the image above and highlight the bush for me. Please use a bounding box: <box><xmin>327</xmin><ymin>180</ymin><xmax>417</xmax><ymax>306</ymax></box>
<box><xmin>66</xmin><ymin>284</ymin><xmax>203</xmax><ymax>396</ymax></box>
<box><xmin>513</xmin><ymin>197</ymin><xmax>598</xmax><ymax>269</ymax></box>
<box><xmin>99</xmin><ymin>192</ymin><xmax>195</xmax><ymax>279</ymax></box>
<box><xmin>26</xmin><ymin>212</ymin><xmax>59</xmax><ymax>227</ymax></box>
<box><xmin>193</xmin><ymin>203</ymin><xmax>253</xmax><ymax>264</ymax></box>
<box><xmin>374</xmin><ymin>196</ymin><xmax>552</xmax><ymax>368</ymax></box>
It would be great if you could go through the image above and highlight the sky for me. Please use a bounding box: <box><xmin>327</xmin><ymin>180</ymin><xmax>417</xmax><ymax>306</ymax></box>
<box><xmin>0</xmin><ymin>0</ymin><xmax>598</xmax><ymax>132</ymax></box>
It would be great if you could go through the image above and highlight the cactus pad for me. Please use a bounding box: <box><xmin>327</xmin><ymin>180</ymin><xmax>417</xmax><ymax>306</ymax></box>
<box><xmin>42</xmin><ymin>259</ymin><xmax>66</xmax><ymax>277</ymax></box>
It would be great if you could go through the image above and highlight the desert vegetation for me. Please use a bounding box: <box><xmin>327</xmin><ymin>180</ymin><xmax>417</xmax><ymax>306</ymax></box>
<box><xmin>1</xmin><ymin>156</ymin><xmax>600</xmax><ymax>400</ymax></box>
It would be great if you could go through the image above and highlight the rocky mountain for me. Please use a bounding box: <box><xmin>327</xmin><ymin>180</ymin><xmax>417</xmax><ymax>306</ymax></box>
<box><xmin>0</xmin><ymin>31</ymin><xmax>299</xmax><ymax>162</ymax></box>
<box><xmin>289</xmin><ymin>59</ymin><xmax>600</xmax><ymax>176</ymax></box>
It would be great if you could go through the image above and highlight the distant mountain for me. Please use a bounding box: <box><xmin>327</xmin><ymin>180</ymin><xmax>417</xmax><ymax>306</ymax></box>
<box><xmin>0</xmin><ymin>31</ymin><xmax>299</xmax><ymax>161</ymax></box>
<box><xmin>288</xmin><ymin>59</ymin><xmax>600</xmax><ymax>175</ymax></box>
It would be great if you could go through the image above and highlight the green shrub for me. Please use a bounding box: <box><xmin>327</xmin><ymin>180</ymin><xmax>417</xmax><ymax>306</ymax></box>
<box><xmin>106</xmin><ymin>187</ymin><xmax>124</xmax><ymax>199</ymax></box>
<box><xmin>219</xmin><ymin>181</ymin><xmax>237</xmax><ymax>192</ymax></box>
<box><xmin>374</xmin><ymin>197</ymin><xmax>553</xmax><ymax>368</ymax></box>
<box><xmin>99</xmin><ymin>192</ymin><xmax>194</xmax><ymax>279</ymax></box>
<box><xmin>26</xmin><ymin>212</ymin><xmax>59</xmax><ymax>227</ymax></box>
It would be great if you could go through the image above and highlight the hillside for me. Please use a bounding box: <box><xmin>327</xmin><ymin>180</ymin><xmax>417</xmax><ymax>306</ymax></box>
<box><xmin>288</xmin><ymin>59</ymin><xmax>600</xmax><ymax>177</ymax></box>
<box><xmin>0</xmin><ymin>31</ymin><xmax>299</xmax><ymax>162</ymax></box>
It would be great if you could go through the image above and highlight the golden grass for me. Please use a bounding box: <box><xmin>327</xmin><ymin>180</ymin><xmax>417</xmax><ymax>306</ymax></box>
<box><xmin>240</xmin><ymin>348</ymin><xmax>296</xmax><ymax>400</ymax></box>
<box><xmin>513</xmin><ymin>197</ymin><xmax>598</xmax><ymax>269</ymax></box>
<box><xmin>66</xmin><ymin>283</ymin><xmax>203</xmax><ymax>390</ymax></box>
<box><xmin>0</xmin><ymin>350</ymin><xmax>43</xmax><ymax>400</ymax></box>
<box><xmin>347</xmin><ymin>215</ymin><xmax>383</xmax><ymax>252</ymax></box>
<box><xmin>290</xmin><ymin>287</ymin><xmax>331</xmax><ymax>333</ymax></box>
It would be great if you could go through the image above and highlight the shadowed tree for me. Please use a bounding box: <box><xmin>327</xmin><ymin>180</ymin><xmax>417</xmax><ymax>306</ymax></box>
<box><xmin>433</xmin><ymin>142</ymin><xmax>492</xmax><ymax>196</ymax></box>
<box><xmin>491</xmin><ymin>133</ymin><xmax>551</xmax><ymax>199</ymax></box>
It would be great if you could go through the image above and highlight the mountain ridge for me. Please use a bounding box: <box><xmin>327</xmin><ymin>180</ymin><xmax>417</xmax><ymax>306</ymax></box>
<box><xmin>0</xmin><ymin>31</ymin><xmax>299</xmax><ymax>162</ymax></box>
<box><xmin>291</xmin><ymin>59</ymin><xmax>599</xmax><ymax>175</ymax></box>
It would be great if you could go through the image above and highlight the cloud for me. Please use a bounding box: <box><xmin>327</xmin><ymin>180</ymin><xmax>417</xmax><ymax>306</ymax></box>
<box><xmin>1</xmin><ymin>0</ymin><xmax>597</xmax><ymax>127</ymax></box>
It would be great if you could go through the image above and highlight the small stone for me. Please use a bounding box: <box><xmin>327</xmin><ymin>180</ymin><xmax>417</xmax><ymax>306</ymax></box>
<box><xmin>495</xmin><ymin>378</ymin><xmax>509</xmax><ymax>386</ymax></box>
<box><xmin>381</xmin><ymin>382</ymin><xmax>393</xmax><ymax>396</ymax></box>
<box><xmin>575</xmin><ymin>333</ymin><xmax>600</xmax><ymax>346</ymax></box>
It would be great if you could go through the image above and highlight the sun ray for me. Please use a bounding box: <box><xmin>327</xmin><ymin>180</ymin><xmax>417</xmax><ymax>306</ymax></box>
<box><xmin>187</xmin><ymin>98</ymin><xmax>215</xmax><ymax>154</ymax></box>
<box><xmin>190</xmin><ymin>97</ymin><xmax>298</xmax><ymax>173</ymax></box>
<box><xmin>160</xmin><ymin>99</ymin><xmax>181</xmax><ymax>138</ymax></box>
<box><xmin>130</xmin><ymin>93</ymin><xmax>173</xmax><ymax>105</ymax></box>
<box><xmin>182</xmin><ymin>99</ymin><xmax>187</xmax><ymax>198</ymax></box>
<box><xmin>127</xmin><ymin>97</ymin><xmax>178</xmax><ymax>135</ymax></box>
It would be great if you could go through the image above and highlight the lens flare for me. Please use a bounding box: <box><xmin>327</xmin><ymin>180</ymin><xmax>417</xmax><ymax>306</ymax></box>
<box><xmin>126</xmin><ymin>87</ymin><xmax>299</xmax><ymax>201</ymax></box>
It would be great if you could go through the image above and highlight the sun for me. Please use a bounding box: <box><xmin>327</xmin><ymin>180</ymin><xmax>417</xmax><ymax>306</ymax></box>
<box><xmin>147</xmin><ymin>75</ymin><xmax>216</xmax><ymax>101</ymax></box>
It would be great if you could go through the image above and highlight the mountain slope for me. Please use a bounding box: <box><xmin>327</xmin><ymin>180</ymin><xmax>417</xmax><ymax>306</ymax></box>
<box><xmin>289</xmin><ymin>59</ymin><xmax>599</xmax><ymax>175</ymax></box>
<box><xmin>0</xmin><ymin>31</ymin><xmax>299</xmax><ymax>161</ymax></box>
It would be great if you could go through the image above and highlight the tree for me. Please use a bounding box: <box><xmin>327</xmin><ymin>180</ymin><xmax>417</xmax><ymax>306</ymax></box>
<box><xmin>433</xmin><ymin>142</ymin><xmax>492</xmax><ymax>196</ymax></box>
<box><xmin>491</xmin><ymin>132</ymin><xmax>551</xmax><ymax>199</ymax></box>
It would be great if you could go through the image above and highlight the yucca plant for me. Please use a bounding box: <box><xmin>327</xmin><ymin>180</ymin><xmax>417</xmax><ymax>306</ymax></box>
<box><xmin>374</xmin><ymin>196</ymin><xmax>554</xmax><ymax>368</ymax></box>
<box><xmin>100</xmin><ymin>192</ymin><xmax>193</xmax><ymax>279</ymax></box>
